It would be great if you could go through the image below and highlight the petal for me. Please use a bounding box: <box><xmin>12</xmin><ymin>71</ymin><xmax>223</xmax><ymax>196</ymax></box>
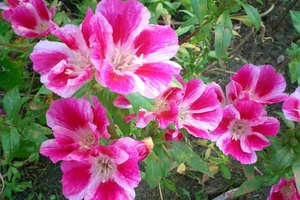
<box><xmin>134</xmin><ymin>25</ymin><xmax>178</xmax><ymax>62</ymax></box>
<box><xmin>136</xmin><ymin>110</ymin><xmax>156</xmax><ymax>128</ymax></box>
<box><xmin>113</xmin><ymin>96</ymin><xmax>132</xmax><ymax>109</ymax></box>
<box><xmin>90</xmin><ymin>96</ymin><xmax>110</xmax><ymax>139</ymax></box>
<box><xmin>207</xmin><ymin>82</ymin><xmax>226</xmax><ymax>107</ymax></box>
<box><xmin>254</xmin><ymin>65</ymin><xmax>287</xmax><ymax>103</ymax></box>
<box><xmin>86</xmin><ymin>180</ymin><xmax>135</xmax><ymax>200</ymax></box>
<box><xmin>61</xmin><ymin>160</ymin><xmax>92</xmax><ymax>200</ymax></box>
<box><xmin>210</xmin><ymin>105</ymin><xmax>239</xmax><ymax>141</ymax></box>
<box><xmin>80</xmin><ymin>7</ymin><xmax>94</xmax><ymax>47</ymax></box>
<box><xmin>183</xmin><ymin>125</ymin><xmax>213</xmax><ymax>140</ymax></box>
<box><xmin>11</xmin><ymin>3</ymin><xmax>38</xmax><ymax>30</ymax></box>
<box><xmin>51</xmin><ymin>24</ymin><xmax>89</xmax><ymax>53</ymax></box>
<box><xmin>181</xmin><ymin>79</ymin><xmax>206</xmax><ymax>109</ymax></box>
<box><xmin>46</xmin><ymin>98</ymin><xmax>93</xmax><ymax>131</ymax></box>
<box><xmin>190</xmin><ymin>87</ymin><xmax>221</xmax><ymax>113</ymax></box>
<box><xmin>40</xmin><ymin>139</ymin><xmax>76</xmax><ymax>163</ymax></box>
<box><xmin>282</xmin><ymin>97</ymin><xmax>300</xmax><ymax>122</ymax></box>
<box><xmin>97</xmin><ymin>61</ymin><xmax>137</xmax><ymax>94</ymax></box>
<box><xmin>240</xmin><ymin>132</ymin><xmax>270</xmax><ymax>153</ymax></box>
<box><xmin>231</xmin><ymin>64</ymin><xmax>260</xmax><ymax>90</ymax></box>
<box><xmin>217</xmin><ymin>134</ymin><xmax>257</xmax><ymax>164</ymax></box>
<box><xmin>135</xmin><ymin>62</ymin><xmax>177</xmax><ymax>98</ymax></box>
<box><xmin>251</xmin><ymin>117</ymin><xmax>279</xmax><ymax>137</ymax></box>
<box><xmin>90</xmin><ymin>13</ymin><xmax>114</xmax><ymax>61</ymax></box>
<box><xmin>30</xmin><ymin>0</ymin><xmax>51</xmax><ymax>21</ymax></box>
<box><xmin>30</xmin><ymin>40</ymin><xmax>74</xmax><ymax>74</ymax></box>
<box><xmin>96</xmin><ymin>0</ymin><xmax>150</xmax><ymax>45</ymax></box>
<box><xmin>234</xmin><ymin>100</ymin><xmax>266</xmax><ymax>121</ymax></box>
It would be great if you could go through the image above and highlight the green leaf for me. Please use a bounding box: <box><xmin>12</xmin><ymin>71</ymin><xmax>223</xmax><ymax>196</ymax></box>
<box><xmin>220</xmin><ymin>163</ymin><xmax>231</xmax><ymax>179</ymax></box>
<box><xmin>271</xmin><ymin>146</ymin><xmax>294</xmax><ymax>172</ymax></box>
<box><xmin>169</xmin><ymin>76</ymin><xmax>183</xmax><ymax>89</ymax></box>
<box><xmin>162</xmin><ymin>179</ymin><xmax>177</xmax><ymax>192</ymax></box>
<box><xmin>195</xmin><ymin>23</ymin><xmax>213</xmax><ymax>41</ymax></box>
<box><xmin>166</xmin><ymin>141</ymin><xmax>212</xmax><ymax>176</ymax></box>
<box><xmin>23</xmin><ymin>123</ymin><xmax>49</xmax><ymax>144</ymax></box>
<box><xmin>290</xmin><ymin>10</ymin><xmax>300</xmax><ymax>34</ymax></box>
<box><xmin>144</xmin><ymin>152</ymin><xmax>162</xmax><ymax>188</ymax></box>
<box><xmin>190</xmin><ymin>0</ymin><xmax>207</xmax><ymax>25</ymax></box>
<box><xmin>2</xmin><ymin>127</ymin><xmax>20</xmax><ymax>162</ymax></box>
<box><xmin>231</xmin><ymin>176</ymin><xmax>263</xmax><ymax>198</ymax></box>
<box><xmin>155</xmin><ymin>3</ymin><xmax>163</xmax><ymax>19</ymax></box>
<box><xmin>0</xmin><ymin>58</ymin><xmax>23</xmax><ymax>90</ymax></box>
<box><xmin>10</xmin><ymin>97</ymin><xmax>30</xmax><ymax>119</ymax></box>
<box><xmin>214</xmin><ymin>11</ymin><xmax>232</xmax><ymax>61</ymax></box>
<box><xmin>292</xmin><ymin>158</ymin><xmax>300</xmax><ymax>194</ymax></box>
<box><xmin>273</xmin><ymin>111</ymin><xmax>295</xmax><ymax>129</ymax></box>
<box><xmin>35</xmin><ymin>85</ymin><xmax>52</xmax><ymax>96</ymax></box>
<box><xmin>241</xmin><ymin>3</ymin><xmax>261</xmax><ymax>31</ymax></box>
<box><xmin>125</xmin><ymin>93</ymin><xmax>154</xmax><ymax>111</ymax></box>
<box><xmin>288</xmin><ymin>58</ymin><xmax>300</xmax><ymax>84</ymax></box>
<box><xmin>3</xmin><ymin>86</ymin><xmax>20</xmax><ymax>118</ymax></box>
<box><xmin>110</xmin><ymin>108</ymin><xmax>131</xmax><ymax>136</ymax></box>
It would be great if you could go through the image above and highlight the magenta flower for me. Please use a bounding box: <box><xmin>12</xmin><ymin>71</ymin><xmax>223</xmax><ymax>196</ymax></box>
<box><xmin>210</xmin><ymin>100</ymin><xmax>279</xmax><ymax>164</ymax></box>
<box><xmin>282</xmin><ymin>87</ymin><xmax>300</xmax><ymax>122</ymax></box>
<box><xmin>268</xmin><ymin>178</ymin><xmax>300</xmax><ymax>200</ymax></box>
<box><xmin>90</xmin><ymin>0</ymin><xmax>181</xmax><ymax>98</ymax></box>
<box><xmin>40</xmin><ymin>96</ymin><xmax>110</xmax><ymax>163</ymax></box>
<box><xmin>61</xmin><ymin>137</ymin><xmax>143</xmax><ymax>200</ymax></box>
<box><xmin>226</xmin><ymin>64</ymin><xmax>287</xmax><ymax>105</ymax></box>
<box><xmin>30</xmin><ymin>8</ymin><xmax>94</xmax><ymax>97</ymax></box>
<box><xmin>165</xmin><ymin>129</ymin><xmax>183</xmax><ymax>141</ymax></box>
<box><xmin>1</xmin><ymin>0</ymin><xmax>55</xmax><ymax>38</ymax></box>
<box><xmin>176</xmin><ymin>79</ymin><xmax>222</xmax><ymax>139</ymax></box>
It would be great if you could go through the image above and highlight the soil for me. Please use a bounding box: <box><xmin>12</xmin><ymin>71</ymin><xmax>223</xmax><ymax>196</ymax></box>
<box><xmin>10</xmin><ymin>0</ymin><xmax>300</xmax><ymax>199</ymax></box>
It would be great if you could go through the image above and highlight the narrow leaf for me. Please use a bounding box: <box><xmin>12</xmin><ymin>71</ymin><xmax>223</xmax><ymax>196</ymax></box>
<box><xmin>292</xmin><ymin>158</ymin><xmax>300</xmax><ymax>194</ymax></box>
<box><xmin>241</xmin><ymin>3</ymin><xmax>261</xmax><ymax>31</ymax></box>
<box><xmin>2</xmin><ymin>127</ymin><xmax>20</xmax><ymax>161</ymax></box>
<box><xmin>125</xmin><ymin>93</ymin><xmax>154</xmax><ymax>111</ymax></box>
<box><xmin>3</xmin><ymin>86</ymin><xmax>20</xmax><ymax>118</ymax></box>
<box><xmin>190</xmin><ymin>0</ymin><xmax>206</xmax><ymax>25</ymax></box>
<box><xmin>214</xmin><ymin>11</ymin><xmax>232</xmax><ymax>61</ymax></box>
<box><xmin>290</xmin><ymin>10</ymin><xmax>300</xmax><ymax>34</ymax></box>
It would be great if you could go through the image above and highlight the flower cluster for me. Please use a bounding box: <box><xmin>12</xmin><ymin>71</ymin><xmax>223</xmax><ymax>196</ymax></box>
<box><xmin>26</xmin><ymin>0</ymin><xmax>181</xmax><ymax>98</ymax></box>
<box><xmin>211</xmin><ymin>64</ymin><xmax>287</xmax><ymax>164</ymax></box>
<box><xmin>40</xmin><ymin>97</ymin><xmax>152</xmax><ymax>199</ymax></box>
<box><xmin>2</xmin><ymin>0</ymin><xmax>295</xmax><ymax>198</ymax></box>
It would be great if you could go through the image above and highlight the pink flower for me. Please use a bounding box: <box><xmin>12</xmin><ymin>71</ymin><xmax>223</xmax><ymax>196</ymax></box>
<box><xmin>282</xmin><ymin>87</ymin><xmax>300</xmax><ymax>122</ymax></box>
<box><xmin>176</xmin><ymin>79</ymin><xmax>222</xmax><ymax>140</ymax></box>
<box><xmin>165</xmin><ymin>129</ymin><xmax>183</xmax><ymax>141</ymax></box>
<box><xmin>268</xmin><ymin>178</ymin><xmax>300</xmax><ymax>200</ymax></box>
<box><xmin>61</xmin><ymin>137</ymin><xmax>143</xmax><ymax>200</ymax></box>
<box><xmin>210</xmin><ymin>100</ymin><xmax>279</xmax><ymax>164</ymax></box>
<box><xmin>30</xmin><ymin>8</ymin><xmax>93</xmax><ymax>97</ymax></box>
<box><xmin>40</xmin><ymin>96</ymin><xmax>110</xmax><ymax>163</ymax></box>
<box><xmin>1</xmin><ymin>0</ymin><xmax>55</xmax><ymax>38</ymax></box>
<box><xmin>90</xmin><ymin>0</ymin><xmax>181</xmax><ymax>98</ymax></box>
<box><xmin>226</xmin><ymin>64</ymin><xmax>287</xmax><ymax>105</ymax></box>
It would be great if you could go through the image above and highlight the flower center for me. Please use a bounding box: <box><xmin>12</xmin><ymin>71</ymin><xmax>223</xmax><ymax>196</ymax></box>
<box><xmin>35</xmin><ymin>21</ymin><xmax>50</xmax><ymax>33</ymax></box>
<box><xmin>112</xmin><ymin>48</ymin><xmax>145</xmax><ymax>72</ymax></box>
<box><xmin>232</xmin><ymin>121</ymin><xmax>246</xmax><ymax>140</ymax></box>
<box><xmin>95</xmin><ymin>157</ymin><xmax>115</xmax><ymax>183</ymax></box>
<box><xmin>79</xmin><ymin>134</ymin><xmax>95</xmax><ymax>149</ymax></box>
<box><xmin>281</xmin><ymin>183</ymin><xmax>294</xmax><ymax>199</ymax></box>
<box><xmin>154</xmin><ymin>99</ymin><xmax>168</xmax><ymax>112</ymax></box>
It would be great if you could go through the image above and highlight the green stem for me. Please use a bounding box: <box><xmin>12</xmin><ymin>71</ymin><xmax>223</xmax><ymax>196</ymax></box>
<box><xmin>0</xmin><ymin>41</ymin><xmax>28</xmax><ymax>52</ymax></box>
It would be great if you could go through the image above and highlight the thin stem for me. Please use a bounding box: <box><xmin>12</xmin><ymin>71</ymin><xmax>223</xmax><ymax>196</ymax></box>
<box><xmin>28</xmin><ymin>72</ymin><xmax>36</xmax><ymax>95</ymax></box>
<box><xmin>179</xmin><ymin>21</ymin><xmax>209</xmax><ymax>45</ymax></box>
<box><xmin>158</xmin><ymin>183</ymin><xmax>164</xmax><ymax>200</ymax></box>
<box><xmin>0</xmin><ymin>41</ymin><xmax>28</xmax><ymax>52</ymax></box>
